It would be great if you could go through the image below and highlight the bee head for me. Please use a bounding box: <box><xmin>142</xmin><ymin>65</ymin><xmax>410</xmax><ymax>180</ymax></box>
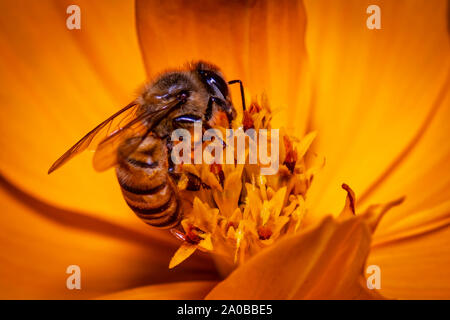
<box><xmin>194</xmin><ymin>61</ymin><xmax>229</xmax><ymax>101</ymax></box>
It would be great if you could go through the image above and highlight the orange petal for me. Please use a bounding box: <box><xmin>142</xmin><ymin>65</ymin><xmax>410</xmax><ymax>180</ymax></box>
<box><xmin>169</xmin><ymin>243</ymin><xmax>198</xmax><ymax>269</ymax></box>
<box><xmin>100</xmin><ymin>281</ymin><xmax>218</xmax><ymax>300</ymax></box>
<box><xmin>206</xmin><ymin>215</ymin><xmax>378</xmax><ymax>299</ymax></box>
<box><xmin>304</xmin><ymin>0</ymin><xmax>450</xmax><ymax>221</ymax></box>
<box><xmin>0</xmin><ymin>176</ymin><xmax>219</xmax><ymax>299</ymax></box>
<box><xmin>135</xmin><ymin>0</ymin><xmax>311</xmax><ymax>133</ymax></box>
<box><xmin>0</xmin><ymin>0</ymin><xmax>147</xmax><ymax>226</ymax></box>
<box><xmin>357</xmin><ymin>87</ymin><xmax>450</xmax><ymax>228</ymax></box>
<box><xmin>368</xmin><ymin>201</ymin><xmax>450</xmax><ymax>299</ymax></box>
<box><xmin>373</xmin><ymin>200</ymin><xmax>450</xmax><ymax>247</ymax></box>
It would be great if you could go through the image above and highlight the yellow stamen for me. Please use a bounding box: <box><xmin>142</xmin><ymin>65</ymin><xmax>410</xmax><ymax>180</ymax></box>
<box><xmin>168</xmin><ymin>99</ymin><xmax>401</xmax><ymax>269</ymax></box>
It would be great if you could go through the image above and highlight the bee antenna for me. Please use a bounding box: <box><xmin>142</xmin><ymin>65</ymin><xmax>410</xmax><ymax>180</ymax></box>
<box><xmin>228</xmin><ymin>79</ymin><xmax>246</xmax><ymax>111</ymax></box>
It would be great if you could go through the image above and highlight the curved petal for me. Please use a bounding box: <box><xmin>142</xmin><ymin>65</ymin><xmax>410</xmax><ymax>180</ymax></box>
<box><xmin>368</xmin><ymin>201</ymin><xmax>450</xmax><ymax>299</ymax></box>
<box><xmin>303</xmin><ymin>0</ymin><xmax>450</xmax><ymax>221</ymax></box>
<box><xmin>135</xmin><ymin>0</ymin><xmax>311</xmax><ymax>133</ymax></box>
<box><xmin>0</xmin><ymin>175</ymin><xmax>219</xmax><ymax>299</ymax></box>
<box><xmin>100</xmin><ymin>281</ymin><xmax>218</xmax><ymax>300</ymax></box>
<box><xmin>206</xmin><ymin>215</ymin><xmax>380</xmax><ymax>299</ymax></box>
<box><xmin>357</xmin><ymin>89</ymin><xmax>450</xmax><ymax>227</ymax></box>
<box><xmin>0</xmin><ymin>0</ymin><xmax>147</xmax><ymax>226</ymax></box>
<box><xmin>373</xmin><ymin>200</ymin><xmax>450</xmax><ymax>247</ymax></box>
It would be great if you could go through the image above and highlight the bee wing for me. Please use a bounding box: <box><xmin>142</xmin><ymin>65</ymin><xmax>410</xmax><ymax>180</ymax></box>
<box><xmin>48</xmin><ymin>101</ymin><xmax>140</xmax><ymax>174</ymax></box>
<box><xmin>48</xmin><ymin>98</ymin><xmax>184</xmax><ymax>174</ymax></box>
<box><xmin>91</xmin><ymin>111</ymin><xmax>152</xmax><ymax>172</ymax></box>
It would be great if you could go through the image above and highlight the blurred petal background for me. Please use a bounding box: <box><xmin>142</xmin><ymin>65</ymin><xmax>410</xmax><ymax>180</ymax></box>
<box><xmin>0</xmin><ymin>0</ymin><xmax>449</xmax><ymax>299</ymax></box>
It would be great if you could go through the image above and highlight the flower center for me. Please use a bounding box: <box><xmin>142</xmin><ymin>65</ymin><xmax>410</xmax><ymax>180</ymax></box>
<box><xmin>168</xmin><ymin>100</ymin><xmax>322</xmax><ymax>269</ymax></box>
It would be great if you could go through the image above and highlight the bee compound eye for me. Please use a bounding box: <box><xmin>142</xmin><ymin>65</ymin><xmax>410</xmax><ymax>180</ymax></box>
<box><xmin>198</xmin><ymin>70</ymin><xmax>229</xmax><ymax>99</ymax></box>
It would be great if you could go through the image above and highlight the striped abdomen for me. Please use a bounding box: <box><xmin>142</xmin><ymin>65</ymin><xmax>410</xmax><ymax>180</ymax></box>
<box><xmin>116</xmin><ymin>135</ymin><xmax>180</xmax><ymax>228</ymax></box>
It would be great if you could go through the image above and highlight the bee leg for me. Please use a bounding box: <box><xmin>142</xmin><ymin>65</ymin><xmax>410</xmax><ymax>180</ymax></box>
<box><xmin>165</xmin><ymin>138</ymin><xmax>176</xmax><ymax>174</ymax></box>
<box><xmin>206</xmin><ymin>96</ymin><xmax>235</xmax><ymax>125</ymax></box>
<box><xmin>184</xmin><ymin>173</ymin><xmax>211</xmax><ymax>191</ymax></box>
<box><xmin>228</xmin><ymin>79</ymin><xmax>246</xmax><ymax>111</ymax></box>
<box><xmin>205</xmin><ymin>96</ymin><xmax>216</xmax><ymax>121</ymax></box>
<box><xmin>203</xmin><ymin>122</ymin><xmax>227</xmax><ymax>148</ymax></box>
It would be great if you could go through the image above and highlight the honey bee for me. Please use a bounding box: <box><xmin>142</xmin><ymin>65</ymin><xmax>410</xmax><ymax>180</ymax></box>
<box><xmin>48</xmin><ymin>61</ymin><xmax>246</xmax><ymax>229</ymax></box>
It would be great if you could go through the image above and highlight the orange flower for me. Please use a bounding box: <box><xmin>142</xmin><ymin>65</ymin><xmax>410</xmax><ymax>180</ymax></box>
<box><xmin>0</xmin><ymin>0</ymin><xmax>449</xmax><ymax>299</ymax></box>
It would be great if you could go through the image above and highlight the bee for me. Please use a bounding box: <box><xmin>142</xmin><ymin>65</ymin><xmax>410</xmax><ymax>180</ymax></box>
<box><xmin>48</xmin><ymin>61</ymin><xmax>246</xmax><ymax>229</ymax></box>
